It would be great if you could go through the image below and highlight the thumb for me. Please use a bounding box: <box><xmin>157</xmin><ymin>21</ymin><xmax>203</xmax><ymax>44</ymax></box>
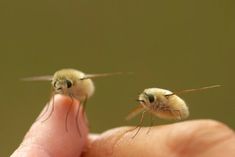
<box><xmin>11</xmin><ymin>94</ymin><xmax>89</xmax><ymax>157</ymax></box>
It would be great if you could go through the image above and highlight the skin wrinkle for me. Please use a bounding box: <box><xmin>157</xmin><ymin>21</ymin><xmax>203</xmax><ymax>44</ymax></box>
<box><xmin>207</xmin><ymin>136</ymin><xmax>235</xmax><ymax>157</ymax></box>
<box><xmin>88</xmin><ymin>127</ymin><xmax>130</xmax><ymax>156</ymax></box>
<box><xmin>200</xmin><ymin>130</ymin><xmax>235</xmax><ymax>156</ymax></box>
<box><xmin>90</xmin><ymin>135</ymin><xmax>109</xmax><ymax>156</ymax></box>
<box><xmin>166</xmin><ymin>120</ymin><xmax>235</xmax><ymax>157</ymax></box>
<box><xmin>108</xmin><ymin>128</ymin><xmax>136</xmax><ymax>156</ymax></box>
<box><xmin>190</xmin><ymin>122</ymin><xmax>235</xmax><ymax>156</ymax></box>
<box><xmin>145</xmin><ymin>126</ymin><xmax>172</xmax><ymax>156</ymax></box>
<box><xmin>121</xmin><ymin>127</ymin><xmax>167</xmax><ymax>157</ymax></box>
<box><xmin>166</xmin><ymin>122</ymin><xmax>197</xmax><ymax>157</ymax></box>
<box><xmin>103</xmin><ymin>128</ymin><xmax>125</xmax><ymax>155</ymax></box>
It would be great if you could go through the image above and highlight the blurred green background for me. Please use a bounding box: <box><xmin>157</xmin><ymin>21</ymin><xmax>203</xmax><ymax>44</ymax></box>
<box><xmin>0</xmin><ymin>0</ymin><xmax>234</xmax><ymax>156</ymax></box>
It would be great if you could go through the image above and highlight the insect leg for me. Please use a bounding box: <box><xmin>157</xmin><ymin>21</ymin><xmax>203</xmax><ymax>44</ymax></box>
<box><xmin>41</xmin><ymin>95</ymin><xmax>55</xmax><ymax>122</ymax></box>
<box><xmin>167</xmin><ymin>109</ymin><xmax>182</xmax><ymax>120</ymax></box>
<box><xmin>173</xmin><ymin>110</ymin><xmax>182</xmax><ymax>120</ymax></box>
<box><xmin>83</xmin><ymin>97</ymin><xmax>90</xmax><ymax>128</ymax></box>
<box><xmin>146</xmin><ymin>113</ymin><xmax>154</xmax><ymax>134</ymax></box>
<box><xmin>35</xmin><ymin>102</ymin><xmax>49</xmax><ymax>122</ymax></box>
<box><xmin>75</xmin><ymin>102</ymin><xmax>81</xmax><ymax>136</ymax></box>
<box><xmin>75</xmin><ymin>95</ymin><xmax>88</xmax><ymax>136</ymax></box>
<box><xmin>65</xmin><ymin>96</ymin><xmax>74</xmax><ymax>132</ymax></box>
<box><xmin>132</xmin><ymin>110</ymin><xmax>146</xmax><ymax>139</ymax></box>
<box><xmin>81</xmin><ymin>96</ymin><xmax>88</xmax><ymax>121</ymax></box>
<box><xmin>109</xmin><ymin>110</ymin><xmax>147</xmax><ymax>153</ymax></box>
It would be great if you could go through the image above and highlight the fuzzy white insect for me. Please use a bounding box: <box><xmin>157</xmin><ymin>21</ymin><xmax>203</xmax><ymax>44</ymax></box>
<box><xmin>22</xmin><ymin>68</ymin><xmax>126</xmax><ymax>135</ymax></box>
<box><xmin>126</xmin><ymin>85</ymin><xmax>221</xmax><ymax>138</ymax></box>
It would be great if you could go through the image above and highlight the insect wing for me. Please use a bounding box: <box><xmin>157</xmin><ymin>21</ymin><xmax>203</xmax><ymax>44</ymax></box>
<box><xmin>21</xmin><ymin>75</ymin><xmax>53</xmax><ymax>81</ymax></box>
<box><xmin>125</xmin><ymin>104</ymin><xmax>145</xmax><ymax>121</ymax></box>
<box><xmin>81</xmin><ymin>72</ymin><xmax>132</xmax><ymax>80</ymax></box>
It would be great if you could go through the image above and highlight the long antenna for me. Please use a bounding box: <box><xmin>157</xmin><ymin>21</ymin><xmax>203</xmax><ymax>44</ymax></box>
<box><xmin>81</xmin><ymin>72</ymin><xmax>133</xmax><ymax>80</ymax></box>
<box><xmin>21</xmin><ymin>75</ymin><xmax>53</xmax><ymax>81</ymax></box>
<box><xmin>166</xmin><ymin>85</ymin><xmax>221</xmax><ymax>96</ymax></box>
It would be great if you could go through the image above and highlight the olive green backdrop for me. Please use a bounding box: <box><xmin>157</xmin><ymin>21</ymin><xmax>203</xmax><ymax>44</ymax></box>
<box><xmin>0</xmin><ymin>0</ymin><xmax>234</xmax><ymax>156</ymax></box>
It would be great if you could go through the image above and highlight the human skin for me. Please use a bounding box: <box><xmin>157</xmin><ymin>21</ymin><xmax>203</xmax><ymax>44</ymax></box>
<box><xmin>11</xmin><ymin>95</ymin><xmax>235</xmax><ymax>157</ymax></box>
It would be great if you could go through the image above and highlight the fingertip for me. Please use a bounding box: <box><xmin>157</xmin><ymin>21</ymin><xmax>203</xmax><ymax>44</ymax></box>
<box><xmin>12</xmin><ymin>94</ymin><xmax>89</xmax><ymax>157</ymax></box>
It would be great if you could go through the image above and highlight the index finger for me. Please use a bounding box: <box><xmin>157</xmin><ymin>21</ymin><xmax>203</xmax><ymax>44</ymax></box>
<box><xmin>84</xmin><ymin>120</ymin><xmax>235</xmax><ymax>157</ymax></box>
<box><xmin>11</xmin><ymin>94</ymin><xmax>89</xmax><ymax>157</ymax></box>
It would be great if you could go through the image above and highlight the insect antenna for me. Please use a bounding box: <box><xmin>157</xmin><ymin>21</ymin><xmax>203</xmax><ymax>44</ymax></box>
<box><xmin>165</xmin><ymin>85</ymin><xmax>221</xmax><ymax>97</ymax></box>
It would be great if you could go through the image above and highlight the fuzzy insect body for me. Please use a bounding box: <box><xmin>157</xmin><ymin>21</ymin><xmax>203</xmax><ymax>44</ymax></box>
<box><xmin>125</xmin><ymin>85</ymin><xmax>220</xmax><ymax>138</ymax></box>
<box><xmin>23</xmin><ymin>68</ymin><xmax>125</xmax><ymax>135</ymax></box>
<box><xmin>139</xmin><ymin>88</ymin><xmax>189</xmax><ymax>120</ymax></box>
<box><xmin>52</xmin><ymin>69</ymin><xmax>95</xmax><ymax>103</ymax></box>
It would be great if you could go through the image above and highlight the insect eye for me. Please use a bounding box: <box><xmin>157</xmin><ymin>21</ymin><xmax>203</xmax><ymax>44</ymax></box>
<box><xmin>147</xmin><ymin>94</ymin><xmax>155</xmax><ymax>103</ymax></box>
<box><xmin>53</xmin><ymin>81</ymin><xmax>57</xmax><ymax>87</ymax></box>
<box><xmin>66</xmin><ymin>80</ymin><xmax>72</xmax><ymax>88</ymax></box>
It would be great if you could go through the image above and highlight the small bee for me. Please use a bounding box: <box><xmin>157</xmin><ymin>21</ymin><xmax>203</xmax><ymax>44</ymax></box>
<box><xmin>126</xmin><ymin>85</ymin><xmax>221</xmax><ymax>138</ymax></box>
<box><xmin>23</xmin><ymin>68</ymin><xmax>126</xmax><ymax>135</ymax></box>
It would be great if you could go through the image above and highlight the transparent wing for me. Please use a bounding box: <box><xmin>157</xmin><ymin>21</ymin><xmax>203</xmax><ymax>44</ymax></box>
<box><xmin>125</xmin><ymin>104</ymin><xmax>145</xmax><ymax>121</ymax></box>
<box><xmin>21</xmin><ymin>75</ymin><xmax>53</xmax><ymax>81</ymax></box>
<box><xmin>166</xmin><ymin>84</ymin><xmax>221</xmax><ymax>96</ymax></box>
<box><xmin>81</xmin><ymin>72</ymin><xmax>133</xmax><ymax>80</ymax></box>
